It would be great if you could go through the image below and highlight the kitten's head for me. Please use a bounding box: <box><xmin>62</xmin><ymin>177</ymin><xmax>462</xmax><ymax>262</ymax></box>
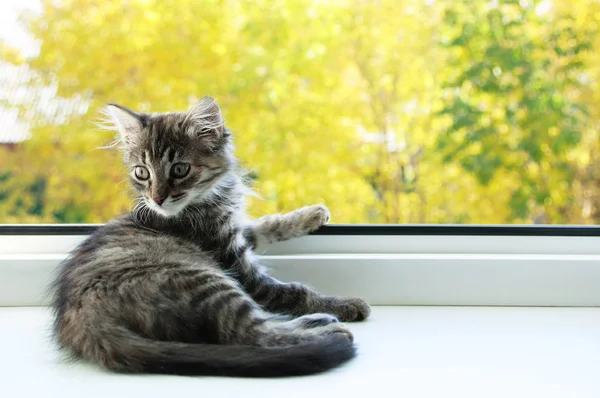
<box><xmin>104</xmin><ymin>96</ymin><xmax>233</xmax><ymax>218</ymax></box>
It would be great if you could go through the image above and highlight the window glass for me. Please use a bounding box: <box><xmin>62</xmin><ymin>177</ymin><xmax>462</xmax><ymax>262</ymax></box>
<box><xmin>1</xmin><ymin>0</ymin><xmax>598</xmax><ymax>224</ymax></box>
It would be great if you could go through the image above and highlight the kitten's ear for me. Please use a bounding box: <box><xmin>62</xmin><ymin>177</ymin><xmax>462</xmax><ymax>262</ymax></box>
<box><xmin>103</xmin><ymin>104</ymin><xmax>143</xmax><ymax>144</ymax></box>
<box><xmin>184</xmin><ymin>96</ymin><xmax>225</xmax><ymax>146</ymax></box>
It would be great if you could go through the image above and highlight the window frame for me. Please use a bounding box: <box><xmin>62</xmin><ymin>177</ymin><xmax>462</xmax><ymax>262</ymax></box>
<box><xmin>1</xmin><ymin>224</ymin><xmax>600</xmax><ymax>308</ymax></box>
<box><xmin>1</xmin><ymin>224</ymin><xmax>600</xmax><ymax>236</ymax></box>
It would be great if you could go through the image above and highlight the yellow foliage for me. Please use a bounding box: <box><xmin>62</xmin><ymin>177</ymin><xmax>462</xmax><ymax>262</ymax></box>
<box><xmin>1</xmin><ymin>0</ymin><xmax>600</xmax><ymax>224</ymax></box>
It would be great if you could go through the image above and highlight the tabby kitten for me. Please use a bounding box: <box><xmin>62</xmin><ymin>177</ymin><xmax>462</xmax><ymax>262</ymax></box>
<box><xmin>51</xmin><ymin>97</ymin><xmax>371</xmax><ymax>377</ymax></box>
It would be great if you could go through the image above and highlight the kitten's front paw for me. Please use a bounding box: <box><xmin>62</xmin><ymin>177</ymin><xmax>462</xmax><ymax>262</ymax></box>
<box><xmin>302</xmin><ymin>204</ymin><xmax>330</xmax><ymax>232</ymax></box>
<box><xmin>325</xmin><ymin>297</ymin><xmax>371</xmax><ymax>322</ymax></box>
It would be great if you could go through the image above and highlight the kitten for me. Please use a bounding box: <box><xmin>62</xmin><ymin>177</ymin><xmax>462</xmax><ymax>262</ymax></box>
<box><xmin>51</xmin><ymin>97</ymin><xmax>371</xmax><ymax>377</ymax></box>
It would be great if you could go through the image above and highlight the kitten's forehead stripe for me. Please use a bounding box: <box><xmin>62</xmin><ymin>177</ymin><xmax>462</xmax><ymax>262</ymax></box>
<box><xmin>161</xmin><ymin>149</ymin><xmax>171</xmax><ymax>163</ymax></box>
<box><xmin>144</xmin><ymin>114</ymin><xmax>186</xmax><ymax>164</ymax></box>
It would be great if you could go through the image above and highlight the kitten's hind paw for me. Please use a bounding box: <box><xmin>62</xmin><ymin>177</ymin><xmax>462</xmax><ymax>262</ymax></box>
<box><xmin>293</xmin><ymin>313</ymin><xmax>339</xmax><ymax>328</ymax></box>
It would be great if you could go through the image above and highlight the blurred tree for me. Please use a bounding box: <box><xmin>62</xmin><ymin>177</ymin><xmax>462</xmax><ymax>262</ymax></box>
<box><xmin>437</xmin><ymin>0</ymin><xmax>592</xmax><ymax>222</ymax></box>
<box><xmin>1</xmin><ymin>0</ymin><xmax>378</xmax><ymax>223</ymax></box>
<box><xmin>557</xmin><ymin>0</ymin><xmax>600</xmax><ymax>224</ymax></box>
<box><xmin>337</xmin><ymin>0</ymin><xmax>512</xmax><ymax>224</ymax></box>
<box><xmin>0</xmin><ymin>0</ymin><xmax>599</xmax><ymax>225</ymax></box>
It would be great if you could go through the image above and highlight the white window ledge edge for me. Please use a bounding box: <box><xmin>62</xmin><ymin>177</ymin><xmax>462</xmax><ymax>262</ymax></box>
<box><xmin>1</xmin><ymin>250</ymin><xmax>600</xmax><ymax>307</ymax></box>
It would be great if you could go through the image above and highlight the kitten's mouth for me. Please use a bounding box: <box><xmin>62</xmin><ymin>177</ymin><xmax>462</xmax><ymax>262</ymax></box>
<box><xmin>144</xmin><ymin>192</ymin><xmax>190</xmax><ymax>218</ymax></box>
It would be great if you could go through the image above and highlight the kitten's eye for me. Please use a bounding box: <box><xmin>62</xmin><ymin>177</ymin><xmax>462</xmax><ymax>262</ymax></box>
<box><xmin>134</xmin><ymin>166</ymin><xmax>150</xmax><ymax>181</ymax></box>
<box><xmin>171</xmin><ymin>162</ymin><xmax>190</xmax><ymax>178</ymax></box>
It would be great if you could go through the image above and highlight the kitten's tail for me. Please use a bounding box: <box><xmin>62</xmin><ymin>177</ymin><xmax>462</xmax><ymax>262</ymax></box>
<box><xmin>83</xmin><ymin>326</ymin><xmax>356</xmax><ymax>377</ymax></box>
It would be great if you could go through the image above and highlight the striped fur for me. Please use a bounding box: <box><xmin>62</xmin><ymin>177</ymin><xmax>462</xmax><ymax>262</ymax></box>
<box><xmin>51</xmin><ymin>97</ymin><xmax>370</xmax><ymax>377</ymax></box>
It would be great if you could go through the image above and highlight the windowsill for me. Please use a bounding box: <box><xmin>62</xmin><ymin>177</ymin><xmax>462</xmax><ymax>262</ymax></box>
<box><xmin>2</xmin><ymin>306</ymin><xmax>599</xmax><ymax>397</ymax></box>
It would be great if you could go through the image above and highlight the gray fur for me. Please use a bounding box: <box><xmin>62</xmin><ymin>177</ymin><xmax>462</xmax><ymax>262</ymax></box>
<box><xmin>51</xmin><ymin>97</ymin><xmax>370</xmax><ymax>377</ymax></box>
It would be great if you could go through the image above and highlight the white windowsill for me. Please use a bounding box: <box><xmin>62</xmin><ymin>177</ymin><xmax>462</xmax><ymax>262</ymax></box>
<box><xmin>3</xmin><ymin>234</ymin><xmax>600</xmax><ymax>307</ymax></box>
<box><xmin>2</xmin><ymin>231</ymin><xmax>600</xmax><ymax>396</ymax></box>
<box><xmin>2</xmin><ymin>305</ymin><xmax>599</xmax><ymax>398</ymax></box>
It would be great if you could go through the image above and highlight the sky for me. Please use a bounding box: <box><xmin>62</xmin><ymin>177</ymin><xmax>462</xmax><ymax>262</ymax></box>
<box><xmin>0</xmin><ymin>0</ymin><xmax>40</xmax><ymax>56</ymax></box>
<box><xmin>0</xmin><ymin>0</ymin><xmax>40</xmax><ymax>143</ymax></box>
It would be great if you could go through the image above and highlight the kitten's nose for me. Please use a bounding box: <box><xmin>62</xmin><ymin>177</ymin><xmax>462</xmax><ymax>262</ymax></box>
<box><xmin>153</xmin><ymin>197</ymin><xmax>165</xmax><ymax>206</ymax></box>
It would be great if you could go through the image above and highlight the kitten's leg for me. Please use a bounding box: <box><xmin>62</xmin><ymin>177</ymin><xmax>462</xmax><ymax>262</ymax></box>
<box><xmin>224</xmin><ymin>240</ymin><xmax>370</xmax><ymax>322</ymax></box>
<box><xmin>246</xmin><ymin>273</ymin><xmax>371</xmax><ymax>322</ymax></box>
<box><xmin>204</xmin><ymin>292</ymin><xmax>354</xmax><ymax>347</ymax></box>
<box><xmin>181</xmin><ymin>268</ymin><xmax>353</xmax><ymax>346</ymax></box>
<box><xmin>226</xmin><ymin>257</ymin><xmax>371</xmax><ymax>322</ymax></box>
<box><xmin>252</xmin><ymin>312</ymin><xmax>354</xmax><ymax>347</ymax></box>
<box><xmin>244</xmin><ymin>204</ymin><xmax>330</xmax><ymax>248</ymax></box>
<box><xmin>233</xmin><ymin>207</ymin><xmax>370</xmax><ymax>322</ymax></box>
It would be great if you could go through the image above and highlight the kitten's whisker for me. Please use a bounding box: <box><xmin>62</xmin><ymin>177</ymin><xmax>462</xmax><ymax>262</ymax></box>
<box><xmin>116</xmin><ymin>178</ymin><xmax>130</xmax><ymax>188</ymax></box>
